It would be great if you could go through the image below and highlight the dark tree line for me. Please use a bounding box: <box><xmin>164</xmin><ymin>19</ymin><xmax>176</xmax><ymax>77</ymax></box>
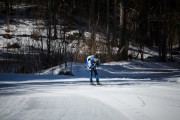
<box><xmin>0</xmin><ymin>0</ymin><xmax>180</xmax><ymax>73</ymax></box>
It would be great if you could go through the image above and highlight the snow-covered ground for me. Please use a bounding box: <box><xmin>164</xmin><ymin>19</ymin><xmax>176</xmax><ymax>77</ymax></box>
<box><xmin>0</xmin><ymin>60</ymin><xmax>180</xmax><ymax>120</ymax></box>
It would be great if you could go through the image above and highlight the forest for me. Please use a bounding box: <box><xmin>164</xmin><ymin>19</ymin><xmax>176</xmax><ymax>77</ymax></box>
<box><xmin>0</xmin><ymin>0</ymin><xmax>180</xmax><ymax>73</ymax></box>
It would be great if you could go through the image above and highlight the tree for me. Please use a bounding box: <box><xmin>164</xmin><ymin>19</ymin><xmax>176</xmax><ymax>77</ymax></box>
<box><xmin>4</xmin><ymin>0</ymin><xmax>12</xmax><ymax>29</ymax></box>
<box><xmin>119</xmin><ymin>0</ymin><xmax>128</xmax><ymax>60</ymax></box>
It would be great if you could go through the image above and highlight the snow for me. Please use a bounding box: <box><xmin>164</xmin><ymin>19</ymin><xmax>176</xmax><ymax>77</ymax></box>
<box><xmin>0</xmin><ymin>60</ymin><xmax>180</xmax><ymax>120</ymax></box>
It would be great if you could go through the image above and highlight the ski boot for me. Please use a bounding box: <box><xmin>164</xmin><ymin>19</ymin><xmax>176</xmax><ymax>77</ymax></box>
<box><xmin>90</xmin><ymin>81</ymin><xmax>96</xmax><ymax>85</ymax></box>
<box><xmin>96</xmin><ymin>82</ymin><xmax>102</xmax><ymax>85</ymax></box>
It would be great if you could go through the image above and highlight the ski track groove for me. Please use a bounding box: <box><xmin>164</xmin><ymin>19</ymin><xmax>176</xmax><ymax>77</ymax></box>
<box><xmin>107</xmin><ymin>94</ymin><xmax>150</xmax><ymax>120</ymax></box>
<box><xmin>137</xmin><ymin>96</ymin><xmax>146</xmax><ymax>107</ymax></box>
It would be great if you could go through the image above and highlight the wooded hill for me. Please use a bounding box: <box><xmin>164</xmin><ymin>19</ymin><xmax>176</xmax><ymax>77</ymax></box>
<box><xmin>0</xmin><ymin>0</ymin><xmax>180</xmax><ymax>73</ymax></box>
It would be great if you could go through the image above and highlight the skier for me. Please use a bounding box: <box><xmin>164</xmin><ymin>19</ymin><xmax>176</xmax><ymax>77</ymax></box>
<box><xmin>85</xmin><ymin>54</ymin><xmax>101</xmax><ymax>85</ymax></box>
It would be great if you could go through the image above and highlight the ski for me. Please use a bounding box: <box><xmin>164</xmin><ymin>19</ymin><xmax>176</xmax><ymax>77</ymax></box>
<box><xmin>90</xmin><ymin>83</ymin><xmax>104</xmax><ymax>86</ymax></box>
<box><xmin>90</xmin><ymin>82</ymin><xmax>96</xmax><ymax>86</ymax></box>
<box><xmin>97</xmin><ymin>83</ymin><xmax>103</xmax><ymax>86</ymax></box>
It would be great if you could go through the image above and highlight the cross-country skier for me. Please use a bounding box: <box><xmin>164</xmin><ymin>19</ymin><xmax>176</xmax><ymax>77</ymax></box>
<box><xmin>85</xmin><ymin>54</ymin><xmax>101</xmax><ymax>85</ymax></box>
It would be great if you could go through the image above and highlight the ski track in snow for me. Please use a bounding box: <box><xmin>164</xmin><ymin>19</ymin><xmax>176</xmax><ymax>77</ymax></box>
<box><xmin>0</xmin><ymin>61</ymin><xmax>180</xmax><ymax>120</ymax></box>
<box><xmin>0</xmin><ymin>82</ymin><xmax>180</xmax><ymax>120</ymax></box>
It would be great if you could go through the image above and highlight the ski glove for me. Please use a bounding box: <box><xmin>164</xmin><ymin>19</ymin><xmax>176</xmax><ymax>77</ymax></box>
<box><xmin>89</xmin><ymin>65</ymin><xmax>96</xmax><ymax>70</ymax></box>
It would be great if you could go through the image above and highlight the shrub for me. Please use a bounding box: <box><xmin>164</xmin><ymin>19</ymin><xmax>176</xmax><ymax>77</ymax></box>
<box><xmin>7</xmin><ymin>43</ymin><xmax>21</xmax><ymax>49</ymax></box>
<box><xmin>31</xmin><ymin>31</ymin><xmax>40</xmax><ymax>41</ymax></box>
<box><xmin>58</xmin><ymin>69</ymin><xmax>74</xmax><ymax>76</ymax></box>
<box><xmin>2</xmin><ymin>34</ymin><xmax>12</xmax><ymax>39</ymax></box>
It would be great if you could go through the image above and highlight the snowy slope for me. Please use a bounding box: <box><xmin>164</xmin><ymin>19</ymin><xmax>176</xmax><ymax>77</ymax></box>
<box><xmin>0</xmin><ymin>60</ymin><xmax>180</xmax><ymax>120</ymax></box>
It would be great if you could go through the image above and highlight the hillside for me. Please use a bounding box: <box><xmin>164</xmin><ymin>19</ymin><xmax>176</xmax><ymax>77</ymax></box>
<box><xmin>1</xmin><ymin>1</ymin><xmax>180</xmax><ymax>73</ymax></box>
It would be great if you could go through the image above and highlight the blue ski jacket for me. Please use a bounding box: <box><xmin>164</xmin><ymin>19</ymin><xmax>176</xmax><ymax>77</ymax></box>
<box><xmin>85</xmin><ymin>55</ymin><xmax>100</xmax><ymax>70</ymax></box>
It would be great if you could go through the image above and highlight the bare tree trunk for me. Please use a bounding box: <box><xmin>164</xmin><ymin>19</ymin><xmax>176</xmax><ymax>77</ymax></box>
<box><xmin>90</xmin><ymin>0</ymin><xmax>96</xmax><ymax>54</ymax></box>
<box><xmin>46</xmin><ymin>1</ymin><xmax>52</xmax><ymax>65</ymax></box>
<box><xmin>52</xmin><ymin>0</ymin><xmax>58</xmax><ymax>39</ymax></box>
<box><xmin>117</xmin><ymin>2</ymin><xmax>123</xmax><ymax>60</ymax></box>
<box><xmin>113</xmin><ymin>0</ymin><xmax>117</xmax><ymax>48</ymax></box>
<box><xmin>120</xmin><ymin>0</ymin><xmax>128</xmax><ymax>60</ymax></box>
<box><xmin>4</xmin><ymin>0</ymin><xmax>11</xmax><ymax>29</ymax></box>
<box><xmin>161</xmin><ymin>0</ymin><xmax>168</xmax><ymax>62</ymax></box>
<box><xmin>179</xmin><ymin>36</ymin><xmax>180</xmax><ymax>50</ymax></box>
<box><xmin>168</xmin><ymin>0</ymin><xmax>175</xmax><ymax>60</ymax></box>
<box><xmin>106</xmin><ymin>0</ymin><xmax>111</xmax><ymax>61</ymax></box>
